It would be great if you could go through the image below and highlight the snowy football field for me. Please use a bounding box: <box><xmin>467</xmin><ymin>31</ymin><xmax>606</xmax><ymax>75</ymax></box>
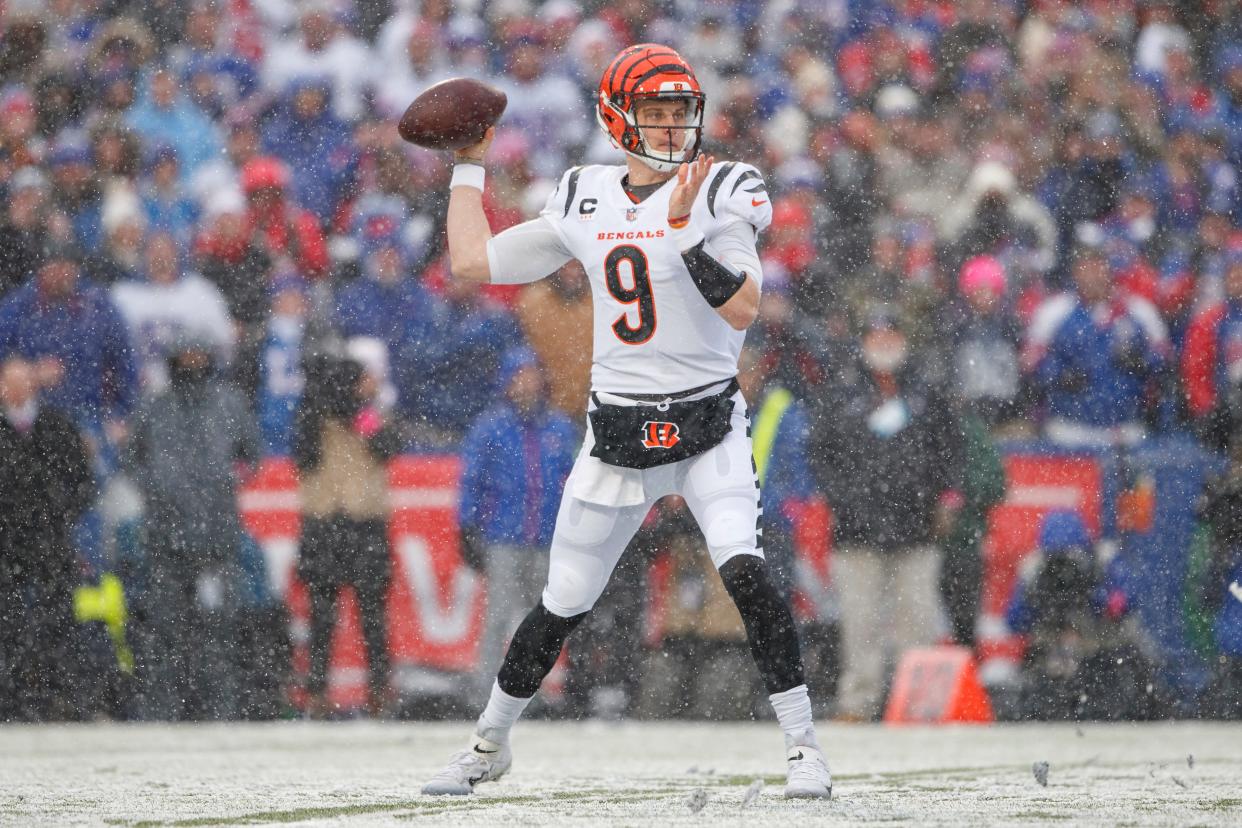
<box><xmin>2</xmin><ymin>720</ymin><xmax>1240</xmax><ymax>826</ymax></box>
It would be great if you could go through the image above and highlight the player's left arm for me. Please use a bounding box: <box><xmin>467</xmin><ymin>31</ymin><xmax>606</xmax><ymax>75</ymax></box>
<box><xmin>667</xmin><ymin>155</ymin><xmax>763</xmax><ymax>330</ymax></box>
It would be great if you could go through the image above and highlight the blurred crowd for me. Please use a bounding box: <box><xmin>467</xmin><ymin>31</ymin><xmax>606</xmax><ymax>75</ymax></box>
<box><xmin>2</xmin><ymin>0</ymin><xmax>1242</xmax><ymax>723</ymax></box>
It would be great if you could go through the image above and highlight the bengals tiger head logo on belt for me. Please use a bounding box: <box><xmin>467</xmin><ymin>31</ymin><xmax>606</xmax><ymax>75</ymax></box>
<box><xmin>641</xmin><ymin>420</ymin><xmax>680</xmax><ymax>449</ymax></box>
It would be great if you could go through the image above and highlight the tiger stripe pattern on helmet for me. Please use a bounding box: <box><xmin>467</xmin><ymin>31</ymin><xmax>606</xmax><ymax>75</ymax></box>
<box><xmin>597</xmin><ymin>44</ymin><xmax>705</xmax><ymax>173</ymax></box>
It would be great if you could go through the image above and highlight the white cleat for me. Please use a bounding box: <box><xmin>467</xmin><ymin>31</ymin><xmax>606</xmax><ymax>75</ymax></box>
<box><xmin>784</xmin><ymin>744</ymin><xmax>832</xmax><ymax>799</ymax></box>
<box><xmin>421</xmin><ymin>740</ymin><xmax>513</xmax><ymax>796</ymax></box>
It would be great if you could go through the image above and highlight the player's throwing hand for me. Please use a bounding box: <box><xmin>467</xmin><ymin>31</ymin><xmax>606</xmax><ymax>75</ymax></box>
<box><xmin>667</xmin><ymin>153</ymin><xmax>715</xmax><ymax>225</ymax></box>
<box><xmin>454</xmin><ymin>126</ymin><xmax>496</xmax><ymax>164</ymax></box>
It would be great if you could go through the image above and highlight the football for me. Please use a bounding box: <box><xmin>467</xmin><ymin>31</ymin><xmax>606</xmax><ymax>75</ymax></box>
<box><xmin>397</xmin><ymin>77</ymin><xmax>508</xmax><ymax>151</ymax></box>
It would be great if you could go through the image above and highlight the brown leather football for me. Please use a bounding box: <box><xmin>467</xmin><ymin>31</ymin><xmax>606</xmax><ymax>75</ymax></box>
<box><xmin>397</xmin><ymin>77</ymin><xmax>507</xmax><ymax>150</ymax></box>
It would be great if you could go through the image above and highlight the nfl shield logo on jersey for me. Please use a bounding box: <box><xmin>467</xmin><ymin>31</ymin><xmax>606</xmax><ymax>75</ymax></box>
<box><xmin>640</xmin><ymin>421</ymin><xmax>680</xmax><ymax>449</ymax></box>
<box><xmin>625</xmin><ymin>207</ymin><xmax>639</xmax><ymax>222</ymax></box>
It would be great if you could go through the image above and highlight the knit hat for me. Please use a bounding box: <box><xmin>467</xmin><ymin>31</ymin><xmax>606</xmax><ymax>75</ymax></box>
<box><xmin>959</xmin><ymin>255</ymin><xmax>1006</xmax><ymax>296</ymax></box>
<box><xmin>241</xmin><ymin>157</ymin><xmax>290</xmax><ymax>193</ymax></box>
<box><xmin>1038</xmin><ymin>509</ymin><xmax>1092</xmax><ymax>555</ymax></box>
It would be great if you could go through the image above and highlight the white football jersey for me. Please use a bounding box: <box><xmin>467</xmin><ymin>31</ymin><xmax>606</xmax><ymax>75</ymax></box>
<box><xmin>538</xmin><ymin>161</ymin><xmax>772</xmax><ymax>395</ymax></box>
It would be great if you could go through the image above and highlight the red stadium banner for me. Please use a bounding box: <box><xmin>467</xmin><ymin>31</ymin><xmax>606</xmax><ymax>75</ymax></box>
<box><xmin>238</xmin><ymin>456</ymin><xmax>484</xmax><ymax>707</ymax></box>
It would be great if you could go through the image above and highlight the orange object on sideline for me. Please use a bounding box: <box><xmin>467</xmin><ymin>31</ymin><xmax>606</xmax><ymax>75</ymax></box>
<box><xmin>883</xmin><ymin>646</ymin><xmax>995</xmax><ymax>724</ymax></box>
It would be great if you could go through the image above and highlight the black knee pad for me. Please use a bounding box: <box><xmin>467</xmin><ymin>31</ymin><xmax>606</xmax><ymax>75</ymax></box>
<box><xmin>718</xmin><ymin>555</ymin><xmax>806</xmax><ymax>694</ymax></box>
<box><xmin>496</xmin><ymin>602</ymin><xmax>588</xmax><ymax>698</ymax></box>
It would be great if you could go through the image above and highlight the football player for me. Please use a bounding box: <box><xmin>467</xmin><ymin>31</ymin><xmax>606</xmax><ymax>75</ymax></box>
<box><xmin>422</xmin><ymin>44</ymin><xmax>831</xmax><ymax>800</ymax></box>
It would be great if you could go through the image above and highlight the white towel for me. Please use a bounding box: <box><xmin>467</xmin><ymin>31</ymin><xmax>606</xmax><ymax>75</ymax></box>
<box><xmin>569</xmin><ymin>422</ymin><xmax>646</xmax><ymax>507</ymax></box>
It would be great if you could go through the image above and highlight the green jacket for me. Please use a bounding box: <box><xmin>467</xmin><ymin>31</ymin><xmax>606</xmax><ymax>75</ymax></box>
<box><xmin>944</xmin><ymin>413</ymin><xmax>1007</xmax><ymax>559</ymax></box>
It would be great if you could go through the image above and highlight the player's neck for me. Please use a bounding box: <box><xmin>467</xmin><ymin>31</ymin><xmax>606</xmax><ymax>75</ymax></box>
<box><xmin>624</xmin><ymin>156</ymin><xmax>676</xmax><ymax>187</ymax></box>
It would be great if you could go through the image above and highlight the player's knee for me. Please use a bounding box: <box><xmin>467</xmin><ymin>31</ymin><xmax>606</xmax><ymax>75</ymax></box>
<box><xmin>704</xmin><ymin>515</ymin><xmax>757</xmax><ymax>554</ymax></box>
<box><xmin>541</xmin><ymin>567</ymin><xmax>604</xmax><ymax>617</ymax></box>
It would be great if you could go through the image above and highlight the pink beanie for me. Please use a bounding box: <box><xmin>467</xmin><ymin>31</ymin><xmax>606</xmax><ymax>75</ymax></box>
<box><xmin>959</xmin><ymin>255</ymin><xmax>1006</xmax><ymax>296</ymax></box>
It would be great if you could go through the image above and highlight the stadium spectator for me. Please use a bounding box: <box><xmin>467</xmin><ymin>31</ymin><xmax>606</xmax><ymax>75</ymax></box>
<box><xmin>293</xmin><ymin>354</ymin><xmax>404</xmax><ymax>718</ymax></box>
<box><xmin>87</xmin><ymin>186</ymin><xmax>149</xmax><ymax>288</ymax></box>
<box><xmin>940</xmin><ymin>160</ymin><xmax>1057</xmax><ymax>279</ymax></box>
<box><xmin>458</xmin><ymin>346</ymin><xmax>577</xmax><ymax>704</ymax></box>
<box><xmin>513</xmin><ymin>260</ymin><xmax>592</xmax><ymax>416</ymax></box>
<box><xmin>125</xmin><ymin>67</ymin><xmax>224</xmax><ymax>184</ymax></box>
<box><xmin>1039</xmin><ymin>113</ymin><xmax>1129</xmax><ymax>282</ymax></box>
<box><xmin>420</xmin><ymin>277</ymin><xmax>522</xmax><ymax>444</ymax></box>
<box><xmin>235</xmin><ymin>272</ymin><xmax>315</xmax><ymax>457</ymax></box>
<box><xmin>496</xmin><ymin>33</ymin><xmax>590</xmax><ymax>179</ymax></box>
<box><xmin>260</xmin><ymin>77</ymin><xmax>358</xmax><ymax>226</ymax></box>
<box><xmin>0</xmin><ymin>166</ymin><xmax>51</xmax><ymax>298</ymax></box>
<box><xmin>193</xmin><ymin>186</ymin><xmax>273</xmax><ymax>330</ymax></box>
<box><xmin>334</xmin><ymin>207</ymin><xmax>450</xmax><ymax>438</ymax></box>
<box><xmin>47</xmin><ymin>136</ymin><xmax>105</xmax><ymax>254</ymax></box>
<box><xmin>262</xmin><ymin>3</ymin><xmax>375</xmax><ymax>123</ymax></box>
<box><xmin>808</xmin><ymin>315</ymin><xmax>964</xmax><ymax>720</ymax></box>
<box><xmin>936</xmin><ymin>401</ymin><xmax>1007</xmax><ymax>649</ymax></box>
<box><xmin>125</xmin><ymin>335</ymin><xmax>261</xmax><ymax>720</ymax></box>
<box><xmin>0</xmin><ymin>355</ymin><xmax>95</xmax><ymax>721</ymax></box>
<box><xmin>139</xmin><ymin>145</ymin><xmax>200</xmax><ymax>244</ymax></box>
<box><xmin>239</xmin><ymin>156</ymin><xmax>329</xmax><ymax>279</ymax></box>
<box><xmin>1024</xmin><ymin>236</ymin><xmax>1171</xmax><ymax>447</ymax></box>
<box><xmin>944</xmin><ymin>255</ymin><xmax>1023</xmax><ymax>427</ymax></box>
<box><xmin>0</xmin><ymin>86</ymin><xmax>43</xmax><ymax>172</ymax></box>
<box><xmin>374</xmin><ymin>19</ymin><xmax>453</xmax><ymax>120</ymax></box>
<box><xmin>110</xmin><ymin>230</ymin><xmax>234</xmax><ymax>396</ymax></box>
<box><xmin>876</xmin><ymin>91</ymin><xmax>968</xmax><ymax>221</ymax></box>
<box><xmin>1182</xmin><ymin>249</ymin><xmax>1242</xmax><ymax>450</ymax></box>
<box><xmin>169</xmin><ymin>4</ymin><xmax>260</xmax><ymax>118</ymax></box>
<box><xmin>1006</xmin><ymin>509</ymin><xmax>1161</xmax><ymax>721</ymax></box>
<box><xmin>0</xmin><ymin>237</ymin><xmax>137</xmax><ymax>452</ymax></box>
<box><xmin>819</xmin><ymin>110</ymin><xmax>884</xmax><ymax>277</ymax></box>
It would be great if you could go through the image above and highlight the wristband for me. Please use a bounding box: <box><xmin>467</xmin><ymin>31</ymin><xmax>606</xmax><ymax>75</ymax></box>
<box><xmin>668</xmin><ymin>212</ymin><xmax>691</xmax><ymax>229</ymax></box>
<box><xmin>450</xmin><ymin>163</ymin><xmax>486</xmax><ymax>191</ymax></box>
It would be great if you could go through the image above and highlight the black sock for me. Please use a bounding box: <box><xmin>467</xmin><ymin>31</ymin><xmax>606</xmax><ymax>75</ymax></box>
<box><xmin>496</xmin><ymin>603</ymin><xmax>588</xmax><ymax>698</ymax></box>
<box><xmin>718</xmin><ymin>554</ymin><xmax>806</xmax><ymax>694</ymax></box>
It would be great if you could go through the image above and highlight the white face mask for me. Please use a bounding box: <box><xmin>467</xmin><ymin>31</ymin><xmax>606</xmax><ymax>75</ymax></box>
<box><xmin>863</xmin><ymin>344</ymin><xmax>907</xmax><ymax>374</ymax></box>
<box><xmin>867</xmin><ymin>397</ymin><xmax>910</xmax><ymax>437</ymax></box>
<box><xmin>1128</xmin><ymin>215</ymin><xmax>1155</xmax><ymax>243</ymax></box>
<box><xmin>269</xmin><ymin>314</ymin><xmax>304</xmax><ymax>341</ymax></box>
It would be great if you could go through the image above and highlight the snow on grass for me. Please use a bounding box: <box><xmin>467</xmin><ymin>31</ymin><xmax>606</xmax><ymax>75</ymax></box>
<box><xmin>1</xmin><ymin>721</ymin><xmax>1239</xmax><ymax>825</ymax></box>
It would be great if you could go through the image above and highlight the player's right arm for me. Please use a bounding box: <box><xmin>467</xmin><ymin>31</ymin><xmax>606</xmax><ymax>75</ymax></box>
<box><xmin>447</xmin><ymin>128</ymin><xmax>572</xmax><ymax>284</ymax></box>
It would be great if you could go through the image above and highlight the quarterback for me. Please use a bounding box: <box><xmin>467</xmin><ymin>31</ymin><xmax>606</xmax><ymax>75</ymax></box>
<box><xmin>422</xmin><ymin>44</ymin><xmax>831</xmax><ymax>800</ymax></box>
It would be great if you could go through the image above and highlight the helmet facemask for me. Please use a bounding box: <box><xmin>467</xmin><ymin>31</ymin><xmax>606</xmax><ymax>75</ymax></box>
<box><xmin>598</xmin><ymin>90</ymin><xmax>705</xmax><ymax>174</ymax></box>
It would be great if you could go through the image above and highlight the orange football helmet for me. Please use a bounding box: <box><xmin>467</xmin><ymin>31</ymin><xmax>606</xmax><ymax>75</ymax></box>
<box><xmin>596</xmin><ymin>44</ymin><xmax>705</xmax><ymax>173</ymax></box>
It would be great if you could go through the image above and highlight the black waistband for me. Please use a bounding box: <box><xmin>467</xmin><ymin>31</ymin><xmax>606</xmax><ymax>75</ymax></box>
<box><xmin>594</xmin><ymin>377</ymin><xmax>738</xmax><ymax>405</ymax></box>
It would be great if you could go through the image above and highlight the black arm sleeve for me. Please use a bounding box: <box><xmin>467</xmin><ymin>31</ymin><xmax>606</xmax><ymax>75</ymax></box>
<box><xmin>681</xmin><ymin>240</ymin><xmax>747</xmax><ymax>308</ymax></box>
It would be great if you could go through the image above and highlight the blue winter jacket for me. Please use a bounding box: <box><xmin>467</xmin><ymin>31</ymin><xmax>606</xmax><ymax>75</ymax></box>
<box><xmin>1026</xmin><ymin>292</ymin><xmax>1169</xmax><ymax>428</ymax></box>
<box><xmin>334</xmin><ymin>276</ymin><xmax>451</xmax><ymax>422</ymax></box>
<box><xmin>261</xmin><ymin>79</ymin><xmax>358</xmax><ymax>223</ymax></box>
<box><xmin>0</xmin><ymin>277</ymin><xmax>138</xmax><ymax>424</ymax></box>
<box><xmin>458</xmin><ymin>402</ymin><xmax>578</xmax><ymax>548</ymax></box>
<box><xmin>423</xmin><ymin>301</ymin><xmax>523</xmax><ymax>437</ymax></box>
<box><xmin>126</xmin><ymin>72</ymin><xmax>224</xmax><ymax>181</ymax></box>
